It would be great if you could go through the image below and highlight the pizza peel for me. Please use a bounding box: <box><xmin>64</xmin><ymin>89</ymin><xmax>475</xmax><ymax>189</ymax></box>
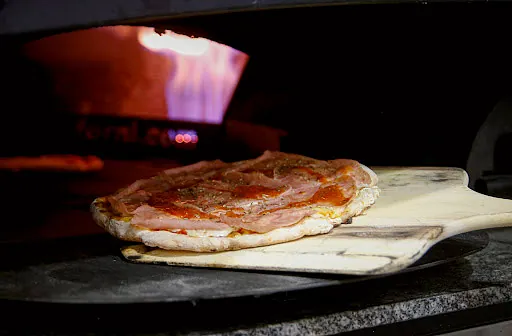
<box><xmin>121</xmin><ymin>167</ymin><xmax>512</xmax><ymax>275</ymax></box>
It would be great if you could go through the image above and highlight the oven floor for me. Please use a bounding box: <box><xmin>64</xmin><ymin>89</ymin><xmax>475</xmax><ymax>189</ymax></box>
<box><xmin>0</xmin><ymin>159</ymin><xmax>182</xmax><ymax>243</ymax></box>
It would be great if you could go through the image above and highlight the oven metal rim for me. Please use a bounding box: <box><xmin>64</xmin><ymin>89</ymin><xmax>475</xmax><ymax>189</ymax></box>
<box><xmin>0</xmin><ymin>0</ymin><xmax>434</xmax><ymax>36</ymax></box>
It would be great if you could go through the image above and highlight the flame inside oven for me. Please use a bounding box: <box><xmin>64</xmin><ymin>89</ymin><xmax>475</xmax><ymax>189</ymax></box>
<box><xmin>137</xmin><ymin>27</ymin><xmax>248</xmax><ymax>124</ymax></box>
<box><xmin>22</xmin><ymin>25</ymin><xmax>248</xmax><ymax>125</ymax></box>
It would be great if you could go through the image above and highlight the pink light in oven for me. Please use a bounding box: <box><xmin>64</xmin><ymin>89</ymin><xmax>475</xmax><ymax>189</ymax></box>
<box><xmin>175</xmin><ymin>134</ymin><xmax>184</xmax><ymax>143</ymax></box>
<box><xmin>138</xmin><ymin>27</ymin><xmax>248</xmax><ymax>124</ymax></box>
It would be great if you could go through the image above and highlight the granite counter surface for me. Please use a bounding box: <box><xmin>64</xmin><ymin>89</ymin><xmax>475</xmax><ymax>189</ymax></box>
<box><xmin>3</xmin><ymin>231</ymin><xmax>512</xmax><ymax>336</ymax></box>
<box><xmin>193</xmin><ymin>233</ymin><xmax>512</xmax><ymax>336</ymax></box>
<box><xmin>3</xmin><ymin>230</ymin><xmax>512</xmax><ymax>336</ymax></box>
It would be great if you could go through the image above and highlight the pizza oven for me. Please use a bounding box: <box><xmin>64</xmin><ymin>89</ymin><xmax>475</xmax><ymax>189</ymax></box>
<box><xmin>2</xmin><ymin>2</ymin><xmax>512</xmax><ymax>182</ymax></box>
<box><xmin>2</xmin><ymin>2</ymin><xmax>510</xmax><ymax>169</ymax></box>
<box><xmin>1</xmin><ymin>1</ymin><xmax>512</xmax><ymax>335</ymax></box>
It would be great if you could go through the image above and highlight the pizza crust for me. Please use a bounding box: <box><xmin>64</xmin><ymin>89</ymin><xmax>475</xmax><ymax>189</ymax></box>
<box><xmin>91</xmin><ymin>185</ymin><xmax>380</xmax><ymax>252</ymax></box>
<box><xmin>360</xmin><ymin>163</ymin><xmax>379</xmax><ymax>186</ymax></box>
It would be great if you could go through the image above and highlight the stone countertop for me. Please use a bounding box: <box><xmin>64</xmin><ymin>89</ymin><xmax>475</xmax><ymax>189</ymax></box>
<box><xmin>190</xmin><ymin>232</ymin><xmax>512</xmax><ymax>336</ymax></box>
<box><xmin>211</xmin><ymin>241</ymin><xmax>512</xmax><ymax>335</ymax></box>
<box><xmin>4</xmin><ymin>230</ymin><xmax>511</xmax><ymax>336</ymax></box>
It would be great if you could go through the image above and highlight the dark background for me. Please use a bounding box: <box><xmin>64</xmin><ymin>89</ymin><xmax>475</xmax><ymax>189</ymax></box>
<box><xmin>213</xmin><ymin>3</ymin><xmax>511</xmax><ymax>167</ymax></box>
<box><xmin>0</xmin><ymin>4</ymin><xmax>508</xmax><ymax>161</ymax></box>
<box><xmin>1</xmin><ymin>3</ymin><xmax>512</xmax><ymax>169</ymax></box>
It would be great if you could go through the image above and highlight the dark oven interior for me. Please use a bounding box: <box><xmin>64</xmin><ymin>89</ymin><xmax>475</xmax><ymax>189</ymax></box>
<box><xmin>1</xmin><ymin>2</ymin><xmax>512</xmax><ymax>241</ymax></box>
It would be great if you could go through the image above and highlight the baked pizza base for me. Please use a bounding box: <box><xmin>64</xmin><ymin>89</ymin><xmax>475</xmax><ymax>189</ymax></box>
<box><xmin>91</xmin><ymin>186</ymin><xmax>379</xmax><ymax>253</ymax></box>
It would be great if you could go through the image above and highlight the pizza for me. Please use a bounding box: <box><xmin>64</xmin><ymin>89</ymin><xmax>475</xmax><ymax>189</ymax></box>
<box><xmin>91</xmin><ymin>151</ymin><xmax>380</xmax><ymax>252</ymax></box>
<box><xmin>0</xmin><ymin>155</ymin><xmax>104</xmax><ymax>172</ymax></box>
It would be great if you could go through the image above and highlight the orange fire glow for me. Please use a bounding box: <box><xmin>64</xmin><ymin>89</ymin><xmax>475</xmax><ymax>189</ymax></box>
<box><xmin>138</xmin><ymin>28</ymin><xmax>210</xmax><ymax>56</ymax></box>
<box><xmin>137</xmin><ymin>27</ymin><xmax>248</xmax><ymax>124</ymax></box>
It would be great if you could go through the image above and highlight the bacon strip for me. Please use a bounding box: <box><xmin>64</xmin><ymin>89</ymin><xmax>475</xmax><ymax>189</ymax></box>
<box><xmin>132</xmin><ymin>205</ymin><xmax>231</xmax><ymax>231</ymax></box>
<box><xmin>108</xmin><ymin>151</ymin><xmax>375</xmax><ymax>233</ymax></box>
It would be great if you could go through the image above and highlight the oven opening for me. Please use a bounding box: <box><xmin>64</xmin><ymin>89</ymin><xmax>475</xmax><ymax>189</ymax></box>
<box><xmin>24</xmin><ymin>26</ymin><xmax>248</xmax><ymax>125</ymax></box>
<box><xmin>4</xmin><ymin>3</ymin><xmax>512</xmax><ymax>170</ymax></box>
<box><xmin>6</xmin><ymin>25</ymin><xmax>250</xmax><ymax>161</ymax></box>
